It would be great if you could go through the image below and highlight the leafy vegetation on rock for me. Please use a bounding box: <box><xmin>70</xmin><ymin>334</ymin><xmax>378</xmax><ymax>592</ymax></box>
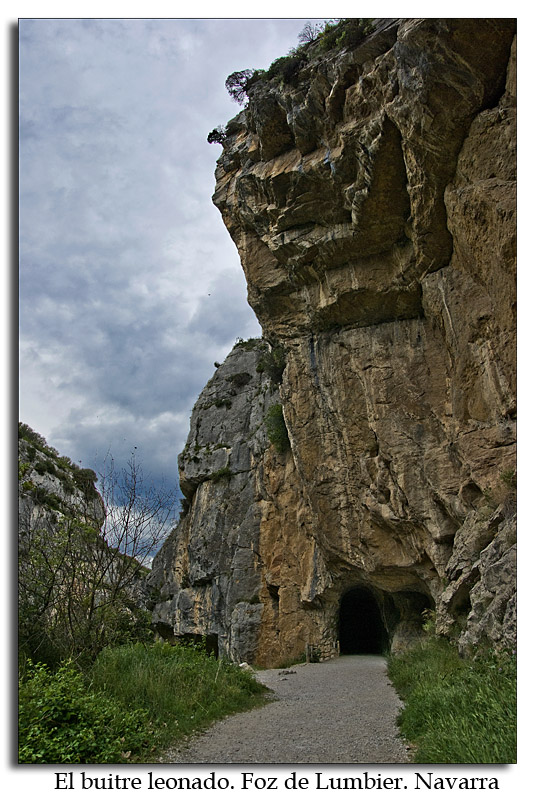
<box><xmin>265</xmin><ymin>403</ymin><xmax>290</xmax><ymax>454</ymax></box>
<box><xmin>233</xmin><ymin>336</ymin><xmax>264</xmax><ymax>350</ymax></box>
<box><xmin>207</xmin><ymin>125</ymin><xmax>228</xmax><ymax>145</ymax></box>
<box><xmin>207</xmin><ymin>19</ymin><xmax>376</xmax><ymax>141</ymax></box>
<box><xmin>210</xmin><ymin>466</ymin><xmax>233</xmax><ymax>482</ymax></box>
<box><xmin>226</xmin><ymin>371</ymin><xmax>252</xmax><ymax>388</ymax></box>
<box><xmin>214</xmin><ymin>397</ymin><xmax>232</xmax><ymax>409</ymax></box>
<box><xmin>256</xmin><ymin>344</ymin><xmax>286</xmax><ymax>385</ymax></box>
<box><xmin>316</xmin><ymin>18</ymin><xmax>374</xmax><ymax>52</ymax></box>
<box><xmin>222</xmin><ymin>19</ymin><xmax>375</xmax><ymax>107</ymax></box>
<box><xmin>19</xmin><ymin>422</ymin><xmax>52</xmax><ymax>452</ymax></box>
<box><xmin>225</xmin><ymin>69</ymin><xmax>255</xmax><ymax>104</ymax></box>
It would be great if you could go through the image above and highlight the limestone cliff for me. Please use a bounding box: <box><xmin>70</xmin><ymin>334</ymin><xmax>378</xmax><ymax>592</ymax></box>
<box><xmin>18</xmin><ymin>426</ymin><xmax>104</xmax><ymax>534</ymax></box>
<box><xmin>150</xmin><ymin>19</ymin><xmax>516</xmax><ymax>664</ymax></box>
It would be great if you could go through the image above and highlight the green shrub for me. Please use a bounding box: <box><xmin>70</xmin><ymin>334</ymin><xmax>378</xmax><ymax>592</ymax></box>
<box><xmin>221</xmin><ymin>16</ymin><xmax>376</xmax><ymax>107</ymax></box>
<box><xmin>207</xmin><ymin>125</ymin><xmax>227</xmax><ymax>145</ymax></box>
<box><xmin>226</xmin><ymin>371</ymin><xmax>252</xmax><ymax>388</ymax></box>
<box><xmin>18</xmin><ymin>660</ymin><xmax>151</xmax><ymax>763</ymax></box>
<box><xmin>265</xmin><ymin>51</ymin><xmax>307</xmax><ymax>85</ymax></box>
<box><xmin>388</xmin><ymin>638</ymin><xmax>516</xmax><ymax>763</ymax></box>
<box><xmin>214</xmin><ymin>397</ymin><xmax>232</xmax><ymax>409</ymax></box>
<box><xmin>19</xmin><ymin>422</ymin><xmax>48</xmax><ymax>449</ymax></box>
<box><xmin>29</xmin><ymin>485</ymin><xmax>53</xmax><ymax>505</ymax></box>
<box><xmin>72</xmin><ymin>468</ymin><xmax>99</xmax><ymax>500</ymax></box>
<box><xmin>256</xmin><ymin>345</ymin><xmax>286</xmax><ymax>384</ymax></box>
<box><xmin>265</xmin><ymin>403</ymin><xmax>290</xmax><ymax>454</ymax></box>
<box><xmin>316</xmin><ymin>19</ymin><xmax>340</xmax><ymax>50</ymax></box>
<box><xmin>210</xmin><ymin>466</ymin><xmax>233</xmax><ymax>482</ymax></box>
<box><xmin>234</xmin><ymin>336</ymin><xmax>264</xmax><ymax>351</ymax></box>
<box><xmin>19</xmin><ymin>643</ymin><xmax>268</xmax><ymax>763</ymax></box>
<box><xmin>316</xmin><ymin>18</ymin><xmax>374</xmax><ymax>52</ymax></box>
<box><xmin>19</xmin><ymin>422</ymin><xmax>59</xmax><ymax>458</ymax></box>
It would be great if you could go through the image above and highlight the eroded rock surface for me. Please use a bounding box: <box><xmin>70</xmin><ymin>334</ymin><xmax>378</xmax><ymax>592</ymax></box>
<box><xmin>150</xmin><ymin>19</ymin><xmax>516</xmax><ymax>665</ymax></box>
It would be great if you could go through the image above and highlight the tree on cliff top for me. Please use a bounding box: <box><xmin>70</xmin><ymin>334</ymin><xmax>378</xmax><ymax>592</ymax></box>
<box><xmin>221</xmin><ymin>19</ymin><xmax>375</xmax><ymax>111</ymax></box>
<box><xmin>225</xmin><ymin>69</ymin><xmax>254</xmax><ymax>105</ymax></box>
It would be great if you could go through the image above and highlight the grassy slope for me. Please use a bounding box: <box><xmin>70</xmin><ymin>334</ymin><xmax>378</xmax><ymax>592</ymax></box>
<box><xmin>387</xmin><ymin>637</ymin><xmax>516</xmax><ymax>763</ymax></box>
<box><xmin>19</xmin><ymin>642</ymin><xmax>268</xmax><ymax>763</ymax></box>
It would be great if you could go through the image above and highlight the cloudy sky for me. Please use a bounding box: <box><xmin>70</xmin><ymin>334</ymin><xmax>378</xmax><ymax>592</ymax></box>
<box><xmin>18</xmin><ymin>16</ymin><xmax>327</xmax><ymax>505</ymax></box>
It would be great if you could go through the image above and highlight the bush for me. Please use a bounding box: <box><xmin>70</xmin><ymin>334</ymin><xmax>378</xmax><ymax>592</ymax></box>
<box><xmin>207</xmin><ymin>125</ymin><xmax>227</xmax><ymax>145</ymax></box>
<box><xmin>235</xmin><ymin>336</ymin><xmax>263</xmax><ymax>351</ymax></box>
<box><xmin>19</xmin><ymin>421</ymin><xmax>59</xmax><ymax>458</ymax></box>
<box><xmin>19</xmin><ymin>422</ymin><xmax>48</xmax><ymax>449</ymax></box>
<box><xmin>388</xmin><ymin>638</ymin><xmax>516</xmax><ymax>763</ymax></box>
<box><xmin>214</xmin><ymin>397</ymin><xmax>232</xmax><ymax>409</ymax></box>
<box><xmin>29</xmin><ymin>485</ymin><xmax>55</xmax><ymax>506</ymax></box>
<box><xmin>226</xmin><ymin>371</ymin><xmax>252</xmax><ymax>388</ymax></box>
<box><xmin>72</xmin><ymin>468</ymin><xmax>98</xmax><ymax>499</ymax></box>
<box><xmin>34</xmin><ymin>459</ymin><xmax>51</xmax><ymax>475</ymax></box>
<box><xmin>210</xmin><ymin>466</ymin><xmax>233</xmax><ymax>482</ymax></box>
<box><xmin>18</xmin><ymin>660</ymin><xmax>150</xmax><ymax>763</ymax></box>
<box><xmin>265</xmin><ymin>51</ymin><xmax>307</xmax><ymax>85</ymax></box>
<box><xmin>265</xmin><ymin>403</ymin><xmax>290</xmax><ymax>454</ymax></box>
<box><xmin>316</xmin><ymin>18</ymin><xmax>374</xmax><ymax>52</ymax></box>
<box><xmin>221</xmin><ymin>20</ymin><xmax>375</xmax><ymax>107</ymax></box>
<box><xmin>256</xmin><ymin>345</ymin><xmax>286</xmax><ymax>384</ymax></box>
<box><xmin>335</xmin><ymin>19</ymin><xmax>374</xmax><ymax>50</ymax></box>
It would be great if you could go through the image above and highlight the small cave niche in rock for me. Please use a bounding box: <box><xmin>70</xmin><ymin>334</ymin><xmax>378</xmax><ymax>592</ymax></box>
<box><xmin>179</xmin><ymin>632</ymin><xmax>219</xmax><ymax>659</ymax></box>
<box><xmin>338</xmin><ymin>587</ymin><xmax>388</xmax><ymax>654</ymax></box>
<box><xmin>267</xmin><ymin>583</ymin><xmax>280</xmax><ymax>608</ymax></box>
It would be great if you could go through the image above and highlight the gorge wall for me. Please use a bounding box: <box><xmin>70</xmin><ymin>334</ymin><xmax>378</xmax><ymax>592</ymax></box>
<box><xmin>149</xmin><ymin>18</ymin><xmax>516</xmax><ymax>665</ymax></box>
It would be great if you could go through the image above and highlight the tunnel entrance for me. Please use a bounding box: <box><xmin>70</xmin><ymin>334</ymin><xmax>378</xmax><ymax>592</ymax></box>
<box><xmin>338</xmin><ymin>587</ymin><xmax>388</xmax><ymax>654</ymax></box>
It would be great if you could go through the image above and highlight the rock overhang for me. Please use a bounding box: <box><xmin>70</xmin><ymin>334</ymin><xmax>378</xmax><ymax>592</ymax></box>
<box><xmin>150</xmin><ymin>19</ymin><xmax>516</xmax><ymax>666</ymax></box>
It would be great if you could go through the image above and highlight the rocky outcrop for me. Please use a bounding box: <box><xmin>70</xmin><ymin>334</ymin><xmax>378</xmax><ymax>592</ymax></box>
<box><xmin>150</xmin><ymin>19</ymin><xmax>516</xmax><ymax>665</ymax></box>
<box><xmin>149</xmin><ymin>339</ymin><xmax>304</xmax><ymax>663</ymax></box>
<box><xmin>18</xmin><ymin>424</ymin><xmax>153</xmax><ymax>662</ymax></box>
<box><xmin>18</xmin><ymin>431</ymin><xmax>104</xmax><ymax>533</ymax></box>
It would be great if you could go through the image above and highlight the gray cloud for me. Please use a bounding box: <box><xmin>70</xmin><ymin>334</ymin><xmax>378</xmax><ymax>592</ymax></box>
<box><xmin>19</xmin><ymin>17</ymin><xmax>322</xmax><ymax>501</ymax></box>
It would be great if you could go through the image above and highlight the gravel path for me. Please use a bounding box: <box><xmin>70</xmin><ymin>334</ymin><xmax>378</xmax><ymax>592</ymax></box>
<box><xmin>163</xmin><ymin>655</ymin><xmax>410</xmax><ymax>764</ymax></box>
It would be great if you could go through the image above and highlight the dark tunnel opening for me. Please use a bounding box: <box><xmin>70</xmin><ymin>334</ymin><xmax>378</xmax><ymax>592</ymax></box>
<box><xmin>338</xmin><ymin>586</ymin><xmax>388</xmax><ymax>654</ymax></box>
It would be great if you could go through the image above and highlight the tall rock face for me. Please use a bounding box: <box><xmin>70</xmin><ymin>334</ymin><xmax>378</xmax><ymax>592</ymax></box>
<box><xmin>150</xmin><ymin>19</ymin><xmax>516</xmax><ymax>664</ymax></box>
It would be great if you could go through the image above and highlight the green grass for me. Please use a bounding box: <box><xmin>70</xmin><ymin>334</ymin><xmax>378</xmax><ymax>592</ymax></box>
<box><xmin>387</xmin><ymin>637</ymin><xmax>516</xmax><ymax>763</ymax></box>
<box><xmin>19</xmin><ymin>641</ymin><xmax>268</xmax><ymax>763</ymax></box>
<box><xmin>90</xmin><ymin>641</ymin><xmax>268</xmax><ymax>756</ymax></box>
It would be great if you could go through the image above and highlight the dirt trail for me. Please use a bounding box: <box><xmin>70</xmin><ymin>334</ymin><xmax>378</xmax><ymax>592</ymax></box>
<box><xmin>162</xmin><ymin>655</ymin><xmax>410</xmax><ymax>764</ymax></box>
